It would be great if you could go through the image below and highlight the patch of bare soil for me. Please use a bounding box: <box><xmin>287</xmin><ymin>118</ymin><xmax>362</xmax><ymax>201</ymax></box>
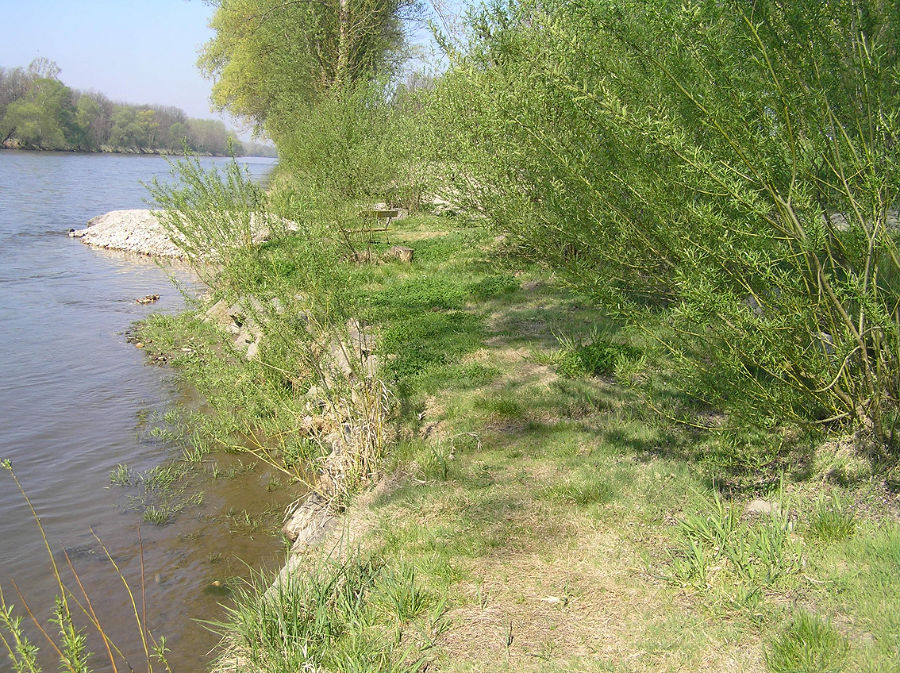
<box><xmin>420</xmin><ymin>394</ymin><xmax>450</xmax><ymax>440</ymax></box>
<box><xmin>439</xmin><ymin>526</ymin><xmax>765</xmax><ymax>672</ymax></box>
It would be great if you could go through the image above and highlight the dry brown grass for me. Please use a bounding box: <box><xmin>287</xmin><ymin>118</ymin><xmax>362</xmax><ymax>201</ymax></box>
<box><xmin>435</xmin><ymin>517</ymin><xmax>766</xmax><ymax>672</ymax></box>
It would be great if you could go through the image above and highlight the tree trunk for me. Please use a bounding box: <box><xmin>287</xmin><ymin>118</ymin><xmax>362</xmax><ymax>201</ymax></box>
<box><xmin>335</xmin><ymin>0</ymin><xmax>350</xmax><ymax>89</ymax></box>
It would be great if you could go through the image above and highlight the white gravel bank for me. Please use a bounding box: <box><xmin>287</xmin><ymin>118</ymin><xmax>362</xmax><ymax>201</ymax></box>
<box><xmin>69</xmin><ymin>209</ymin><xmax>184</xmax><ymax>257</ymax></box>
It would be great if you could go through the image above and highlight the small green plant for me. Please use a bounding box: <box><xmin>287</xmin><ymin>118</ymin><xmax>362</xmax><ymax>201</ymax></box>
<box><xmin>223</xmin><ymin>507</ymin><xmax>279</xmax><ymax>535</ymax></box>
<box><xmin>766</xmin><ymin>612</ymin><xmax>849</xmax><ymax>673</ymax></box>
<box><xmin>806</xmin><ymin>495</ymin><xmax>856</xmax><ymax>542</ymax></box>
<box><xmin>667</xmin><ymin>491</ymin><xmax>801</xmax><ymax>605</ymax></box>
<box><xmin>375</xmin><ymin>564</ymin><xmax>431</xmax><ymax>623</ymax></box>
<box><xmin>140</xmin><ymin>464</ymin><xmax>189</xmax><ymax>490</ymax></box>
<box><xmin>555</xmin><ymin>332</ymin><xmax>640</xmax><ymax>379</ymax></box>
<box><xmin>109</xmin><ymin>463</ymin><xmax>134</xmax><ymax>487</ymax></box>
<box><xmin>142</xmin><ymin>501</ymin><xmax>178</xmax><ymax>526</ymax></box>
<box><xmin>423</xmin><ymin>443</ymin><xmax>453</xmax><ymax>482</ymax></box>
<box><xmin>113</xmin><ymin>461</ymin><xmax>202</xmax><ymax>526</ymax></box>
<box><xmin>0</xmin><ymin>586</ymin><xmax>41</xmax><ymax>672</ymax></box>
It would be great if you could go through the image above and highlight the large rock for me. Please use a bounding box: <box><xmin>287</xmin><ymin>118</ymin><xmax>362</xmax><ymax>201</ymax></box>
<box><xmin>386</xmin><ymin>245</ymin><xmax>414</xmax><ymax>263</ymax></box>
<box><xmin>282</xmin><ymin>492</ymin><xmax>334</xmax><ymax>548</ymax></box>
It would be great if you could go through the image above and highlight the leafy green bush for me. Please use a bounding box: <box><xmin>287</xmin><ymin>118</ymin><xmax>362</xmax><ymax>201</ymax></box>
<box><xmin>429</xmin><ymin>0</ymin><xmax>900</xmax><ymax>451</ymax></box>
<box><xmin>146</xmin><ymin>155</ymin><xmax>396</xmax><ymax>498</ymax></box>
<box><xmin>147</xmin><ymin>155</ymin><xmax>270</xmax><ymax>271</ymax></box>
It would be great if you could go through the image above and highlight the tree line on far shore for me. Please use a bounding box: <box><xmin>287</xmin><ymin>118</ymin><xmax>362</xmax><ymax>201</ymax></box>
<box><xmin>0</xmin><ymin>58</ymin><xmax>276</xmax><ymax>157</ymax></box>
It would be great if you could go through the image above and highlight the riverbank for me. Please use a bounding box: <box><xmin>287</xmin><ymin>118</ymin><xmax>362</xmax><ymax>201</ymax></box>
<box><xmin>0</xmin><ymin>151</ymin><xmax>286</xmax><ymax>673</ymax></box>
<box><xmin>132</xmin><ymin>210</ymin><xmax>900</xmax><ymax>672</ymax></box>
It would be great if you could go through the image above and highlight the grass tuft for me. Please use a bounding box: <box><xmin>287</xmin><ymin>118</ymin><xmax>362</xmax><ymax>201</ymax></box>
<box><xmin>214</xmin><ymin>551</ymin><xmax>435</xmax><ymax>673</ymax></box>
<box><xmin>109</xmin><ymin>463</ymin><xmax>134</xmax><ymax>487</ymax></box>
<box><xmin>541</xmin><ymin>478</ymin><xmax>616</xmax><ymax>506</ymax></box>
<box><xmin>667</xmin><ymin>491</ymin><xmax>802</xmax><ymax>606</ymax></box>
<box><xmin>555</xmin><ymin>333</ymin><xmax>640</xmax><ymax>379</ymax></box>
<box><xmin>806</xmin><ymin>495</ymin><xmax>856</xmax><ymax>542</ymax></box>
<box><xmin>766</xmin><ymin>611</ymin><xmax>849</xmax><ymax>673</ymax></box>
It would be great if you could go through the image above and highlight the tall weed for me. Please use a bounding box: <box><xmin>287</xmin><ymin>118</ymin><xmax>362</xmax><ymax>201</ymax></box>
<box><xmin>0</xmin><ymin>462</ymin><xmax>171</xmax><ymax>673</ymax></box>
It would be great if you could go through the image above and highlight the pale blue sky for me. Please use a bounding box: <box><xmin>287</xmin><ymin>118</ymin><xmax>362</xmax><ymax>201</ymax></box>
<box><xmin>0</xmin><ymin>0</ymin><xmax>467</xmax><ymax>140</ymax></box>
<box><xmin>0</xmin><ymin>0</ymin><xmax>250</xmax><ymax>136</ymax></box>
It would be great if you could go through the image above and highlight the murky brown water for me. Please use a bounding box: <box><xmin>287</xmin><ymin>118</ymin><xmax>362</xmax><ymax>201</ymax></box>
<box><xmin>0</xmin><ymin>151</ymin><xmax>297</xmax><ymax>672</ymax></box>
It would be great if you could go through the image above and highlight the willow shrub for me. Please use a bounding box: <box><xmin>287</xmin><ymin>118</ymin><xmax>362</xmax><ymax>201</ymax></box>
<box><xmin>429</xmin><ymin>0</ymin><xmax>900</xmax><ymax>450</ymax></box>
<box><xmin>274</xmin><ymin>78</ymin><xmax>428</xmax><ymax>208</ymax></box>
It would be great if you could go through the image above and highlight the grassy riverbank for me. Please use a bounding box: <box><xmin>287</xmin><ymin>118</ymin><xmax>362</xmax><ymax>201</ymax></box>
<box><xmin>136</xmin><ymin>211</ymin><xmax>899</xmax><ymax>673</ymax></box>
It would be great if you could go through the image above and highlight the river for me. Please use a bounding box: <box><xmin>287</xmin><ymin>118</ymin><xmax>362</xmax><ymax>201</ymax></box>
<box><xmin>0</xmin><ymin>150</ymin><xmax>292</xmax><ymax>672</ymax></box>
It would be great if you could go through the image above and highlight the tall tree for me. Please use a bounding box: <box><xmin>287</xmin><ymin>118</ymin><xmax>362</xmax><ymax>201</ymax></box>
<box><xmin>3</xmin><ymin>76</ymin><xmax>76</xmax><ymax>149</ymax></box>
<box><xmin>198</xmin><ymin>0</ymin><xmax>417</xmax><ymax>141</ymax></box>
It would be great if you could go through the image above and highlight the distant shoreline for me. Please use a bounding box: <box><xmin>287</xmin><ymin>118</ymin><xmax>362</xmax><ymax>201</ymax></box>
<box><xmin>0</xmin><ymin>145</ymin><xmax>277</xmax><ymax>159</ymax></box>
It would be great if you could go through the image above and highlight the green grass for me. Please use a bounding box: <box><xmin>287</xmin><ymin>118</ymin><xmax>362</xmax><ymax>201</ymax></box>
<box><xmin>474</xmin><ymin>394</ymin><xmax>525</xmax><ymax>420</ymax></box>
<box><xmin>380</xmin><ymin>310</ymin><xmax>484</xmax><ymax>384</ymax></box>
<box><xmin>805</xmin><ymin>495</ymin><xmax>857</xmax><ymax>542</ymax></box>
<box><xmin>666</xmin><ymin>492</ymin><xmax>802</xmax><ymax>608</ymax></box>
<box><xmin>807</xmin><ymin>523</ymin><xmax>900</xmax><ymax>668</ymax></box>
<box><xmin>540</xmin><ymin>478</ymin><xmax>616</xmax><ymax>506</ymax></box>
<box><xmin>137</xmin><ymin>210</ymin><xmax>900</xmax><ymax>673</ymax></box>
<box><xmin>766</xmin><ymin>612</ymin><xmax>849</xmax><ymax>673</ymax></box>
<box><xmin>214</xmin><ymin>551</ymin><xmax>445</xmax><ymax>673</ymax></box>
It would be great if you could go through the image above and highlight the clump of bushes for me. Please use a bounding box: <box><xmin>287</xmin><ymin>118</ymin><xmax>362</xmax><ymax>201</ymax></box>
<box><xmin>429</xmin><ymin>0</ymin><xmax>900</xmax><ymax>453</ymax></box>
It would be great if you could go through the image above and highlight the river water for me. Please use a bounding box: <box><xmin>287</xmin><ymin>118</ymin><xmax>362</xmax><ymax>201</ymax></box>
<box><xmin>0</xmin><ymin>151</ymin><xmax>293</xmax><ymax>672</ymax></box>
